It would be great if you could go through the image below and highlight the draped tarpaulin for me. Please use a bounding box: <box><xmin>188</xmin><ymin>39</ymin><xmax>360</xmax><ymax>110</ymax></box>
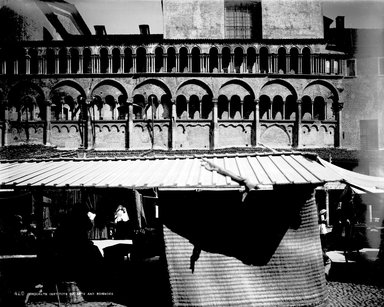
<box><xmin>161</xmin><ymin>187</ymin><xmax>328</xmax><ymax>307</ymax></box>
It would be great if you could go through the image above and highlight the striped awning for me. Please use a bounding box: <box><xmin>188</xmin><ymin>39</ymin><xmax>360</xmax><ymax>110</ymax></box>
<box><xmin>0</xmin><ymin>153</ymin><xmax>342</xmax><ymax>190</ymax></box>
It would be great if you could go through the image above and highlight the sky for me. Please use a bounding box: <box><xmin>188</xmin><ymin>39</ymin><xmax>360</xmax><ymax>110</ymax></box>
<box><xmin>66</xmin><ymin>0</ymin><xmax>384</xmax><ymax>34</ymax></box>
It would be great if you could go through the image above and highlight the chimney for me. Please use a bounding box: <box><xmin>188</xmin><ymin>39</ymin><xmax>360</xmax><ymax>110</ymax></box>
<box><xmin>94</xmin><ymin>25</ymin><xmax>107</xmax><ymax>36</ymax></box>
<box><xmin>139</xmin><ymin>24</ymin><xmax>150</xmax><ymax>35</ymax></box>
<box><xmin>336</xmin><ymin>16</ymin><xmax>344</xmax><ymax>30</ymax></box>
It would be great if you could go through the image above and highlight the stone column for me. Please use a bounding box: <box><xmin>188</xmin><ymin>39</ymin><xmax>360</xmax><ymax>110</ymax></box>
<box><xmin>13</xmin><ymin>60</ymin><xmax>18</xmax><ymax>75</ymax></box>
<box><xmin>44</xmin><ymin>101</ymin><xmax>52</xmax><ymax>145</ymax></box>
<box><xmin>67</xmin><ymin>54</ymin><xmax>71</xmax><ymax>74</ymax></box>
<box><xmin>79</xmin><ymin>54</ymin><xmax>83</xmax><ymax>74</ymax></box>
<box><xmin>211</xmin><ymin>98</ymin><xmax>219</xmax><ymax>149</ymax></box>
<box><xmin>26</xmin><ymin>56</ymin><xmax>31</xmax><ymax>74</ymax></box>
<box><xmin>126</xmin><ymin>100</ymin><xmax>134</xmax><ymax>149</ymax></box>
<box><xmin>255</xmin><ymin>54</ymin><xmax>260</xmax><ymax>73</ymax></box>
<box><xmin>176</xmin><ymin>53</ymin><xmax>180</xmax><ymax>72</ymax></box>
<box><xmin>298</xmin><ymin>55</ymin><xmax>303</xmax><ymax>74</ymax></box>
<box><xmin>1</xmin><ymin>101</ymin><xmax>9</xmax><ymax>147</ymax></box>
<box><xmin>188</xmin><ymin>55</ymin><xmax>192</xmax><ymax>72</ymax></box>
<box><xmin>294</xmin><ymin>99</ymin><xmax>302</xmax><ymax>148</ymax></box>
<box><xmin>163</xmin><ymin>55</ymin><xmax>167</xmax><ymax>72</ymax></box>
<box><xmin>91</xmin><ymin>55</ymin><xmax>96</xmax><ymax>74</ymax></box>
<box><xmin>170</xmin><ymin>99</ymin><xmax>176</xmax><ymax>149</ymax></box>
<box><xmin>252</xmin><ymin>99</ymin><xmax>260</xmax><ymax>147</ymax></box>
<box><xmin>133</xmin><ymin>55</ymin><xmax>137</xmax><ymax>73</ymax></box>
<box><xmin>332</xmin><ymin>101</ymin><xmax>343</xmax><ymax>147</ymax></box>
<box><xmin>108</xmin><ymin>55</ymin><xmax>113</xmax><ymax>73</ymax></box>
<box><xmin>120</xmin><ymin>54</ymin><xmax>125</xmax><ymax>73</ymax></box>
<box><xmin>218</xmin><ymin>54</ymin><xmax>222</xmax><ymax>73</ymax></box>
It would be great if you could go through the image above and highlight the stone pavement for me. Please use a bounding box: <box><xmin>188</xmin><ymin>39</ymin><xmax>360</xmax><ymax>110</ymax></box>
<box><xmin>326</xmin><ymin>249</ymin><xmax>384</xmax><ymax>307</ymax></box>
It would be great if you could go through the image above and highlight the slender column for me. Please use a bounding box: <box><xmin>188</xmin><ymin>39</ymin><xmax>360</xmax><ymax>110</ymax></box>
<box><xmin>176</xmin><ymin>53</ymin><xmax>180</xmax><ymax>72</ymax></box>
<box><xmin>273</xmin><ymin>55</ymin><xmax>278</xmax><ymax>73</ymax></box>
<box><xmin>91</xmin><ymin>55</ymin><xmax>95</xmax><ymax>74</ymax></box>
<box><xmin>230</xmin><ymin>54</ymin><xmax>234</xmax><ymax>73</ymax></box>
<box><xmin>26</xmin><ymin>56</ymin><xmax>31</xmax><ymax>74</ymax></box>
<box><xmin>170</xmin><ymin>99</ymin><xmax>176</xmax><ymax>149</ymax></box>
<box><xmin>200</xmin><ymin>55</ymin><xmax>203</xmax><ymax>72</ymax></box>
<box><xmin>120</xmin><ymin>54</ymin><xmax>124</xmax><ymax>73</ymax></box>
<box><xmin>286</xmin><ymin>55</ymin><xmax>290</xmax><ymax>73</ymax></box>
<box><xmin>243</xmin><ymin>55</ymin><xmax>247</xmax><ymax>73</ymax></box>
<box><xmin>311</xmin><ymin>102</ymin><xmax>314</xmax><ymax>119</ymax></box>
<box><xmin>133</xmin><ymin>55</ymin><xmax>137</xmax><ymax>73</ymax></box>
<box><xmin>1</xmin><ymin>101</ymin><xmax>9</xmax><ymax>147</ymax></box>
<box><xmin>163</xmin><ymin>55</ymin><xmax>167</xmax><ymax>72</ymax></box>
<box><xmin>294</xmin><ymin>99</ymin><xmax>302</xmax><ymax>148</ymax></box>
<box><xmin>126</xmin><ymin>100</ymin><xmax>134</xmax><ymax>149</ymax></box>
<box><xmin>332</xmin><ymin>101</ymin><xmax>343</xmax><ymax>147</ymax></box>
<box><xmin>79</xmin><ymin>54</ymin><xmax>83</xmax><ymax>74</ymax></box>
<box><xmin>267</xmin><ymin>55</ymin><xmax>272</xmax><ymax>73</ymax></box>
<box><xmin>207</xmin><ymin>56</ymin><xmax>210</xmax><ymax>73</ymax></box>
<box><xmin>240</xmin><ymin>100</ymin><xmax>244</xmax><ymax>118</ymax></box>
<box><xmin>310</xmin><ymin>54</ymin><xmax>315</xmax><ymax>74</ymax></box>
<box><xmin>325</xmin><ymin>189</ymin><xmax>330</xmax><ymax>227</ymax></box>
<box><xmin>218</xmin><ymin>54</ymin><xmax>222</xmax><ymax>73</ymax></box>
<box><xmin>255</xmin><ymin>54</ymin><xmax>260</xmax><ymax>73</ymax></box>
<box><xmin>108</xmin><ymin>55</ymin><xmax>112</xmax><ymax>73</ymax></box>
<box><xmin>211</xmin><ymin>98</ymin><xmax>219</xmax><ymax>149</ymax></box>
<box><xmin>1</xmin><ymin>59</ymin><xmax>6</xmax><ymax>74</ymax></box>
<box><xmin>298</xmin><ymin>55</ymin><xmax>303</xmax><ymax>74</ymax></box>
<box><xmin>14</xmin><ymin>60</ymin><xmax>18</xmax><ymax>75</ymax></box>
<box><xmin>67</xmin><ymin>54</ymin><xmax>71</xmax><ymax>74</ymax></box>
<box><xmin>252</xmin><ymin>99</ymin><xmax>260</xmax><ymax>147</ymax></box>
<box><xmin>44</xmin><ymin>101</ymin><xmax>51</xmax><ymax>145</ymax></box>
<box><xmin>188</xmin><ymin>54</ymin><xmax>192</xmax><ymax>72</ymax></box>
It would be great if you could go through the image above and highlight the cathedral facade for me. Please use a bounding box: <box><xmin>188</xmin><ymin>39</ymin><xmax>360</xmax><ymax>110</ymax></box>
<box><xmin>0</xmin><ymin>0</ymin><xmax>358</xmax><ymax>151</ymax></box>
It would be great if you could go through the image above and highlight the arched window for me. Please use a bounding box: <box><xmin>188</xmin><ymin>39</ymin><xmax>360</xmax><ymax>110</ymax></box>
<box><xmin>192</xmin><ymin>47</ymin><xmax>200</xmax><ymax>73</ymax></box>
<box><xmin>100</xmin><ymin>48</ymin><xmax>109</xmax><ymax>73</ymax></box>
<box><xmin>104</xmin><ymin>95</ymin><xmax>116</xmax><ymax>120</ymax></box>
<box><xmin>209</xmin><ymin>47</ymin><xmax>218</xmax><ymax>72</ymax></box>
<box><xmin>29</xmin><ymin>48</ymin><xmax>39</xmax><ymax>74</ymax></box>
<box><xmin>259</xmin><ymin>47</ymin><xmax>268</xmax><ymax>73</ymax></box>
<box><xmin>272</xmin><ymin>96</ymin><xmax>284</xmax><ymax>119</ymax></box>
<box><xmin>155</xmin><ymin>47</ymin><xmax>163</xmax><ymax>72</ymax></box>
<box><xmin>83</xmin><ymin>48</ymin><xmax>92</xmax><ymax>74</ymax></box>
<box><xmin>202</xmin><ymin>96</ymin><xmax>213</xmax><ymax>119</ymax></box>
<box><xmin>133</xmin><ymin>95</ymin><xmax>145</xmax><ymax>119</ymax></box>
<box><xmin>189</xmin><ymin>95</ymin><xmax>200</xmax><ymax>119</ymax></box>
<box><xmin>70</xmin><ymin>48</ymin><xmax>79</xmax><ymax>74</ymax></box>
<box><xmin>160</xmin><ymin>95</ymin><xmax>171</xmax><ymax>119</ymax></box>
<box><xmin>179</xmin><ymin>47</ymin><xmax>188</xmax><ymax>72</ymax></box>
<box><xmin>290</xmin><ymin>48</ymin><xmax>298</xmax><ymax>74</ymax></box>
<box><xmin>112</xmin><ymin>48</ymin><xmax>120</xmax><ymax>73</ymax></box>
<box><xmin>247</xmin><ymin>47</ymin><xmax>256</xmax><ymax>73</ymax></box>
<box><xmin>285</xmin><ymin>95</ymin><xmax>296</xmax><ymax>120</ymax></box>
<box><xmin>222</xmin><ymin>47</ymin><xmax>231</xmax><ymax>73</ymax></box>
<box><xmin>234</xmin><ymin>47</ymin><xmax>243</xmax><ymax>73</ymax></box>
<box><xmin>278</xmin><ymin>48</ymin><xmax>286</xmax><ymax>73</ymax></box>
<box><xmin>136</xmin><ymin>47</ymin><xmax>147</xmax><ymax>73</ymax></box>
<box><xmin>302</xmin><ymin>47</ymin><xmax>311</xmax><ymax>74</ymax></box>
<box><xmin>243</xmin><ymin>96</ymin><xmax>254</xmax><ymax>119</ymax></box>
<box><xmin>46</xmin><ymin>48</ymin><xmax>55</xmax><ymax>74</ymax></box>
<box><xmin>313</xmin><ymin>97</ymin><xmax>325</xmax><ymax>120</ymax></box>
<box><xmin>167</xmin><ymin>47</ymin><xmax>176</xmax><ymax>72</ymax></box>
<box><xmin>176</xmin><ymin>95</ymin><xmax>188</xmax><ymax>119</ymax></box>
<box><xmin>124</xmin><ymin>48</ymin><xmax>133</xmax><ymax>73</ymax></box>
<box><xmin>301</xmin><ymin>96</ymin><xmax>312</xmax><ymax>120</ymax></box>
<box><xmin>259</xmin><ymin>95</ymin><xmax>271</xmax><ymax>119</ymax></box>
<box><xmin>59</xmin><ymin>48</ymin><xmax>67</xmax><ymax>74</ymax></box>
<box><xmin>218</xmin><ymin>95</ymin><xmax>229</xmax><ymax>119</ymax></box>
<box><xmin>230</xmin><ymin>95</ymin><xmax>241</xmax><ymax>119</ymax></box>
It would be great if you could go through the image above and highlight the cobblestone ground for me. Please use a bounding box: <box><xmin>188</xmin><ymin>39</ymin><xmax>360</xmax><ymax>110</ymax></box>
<box><xmin>327</xmin><ymin>281</ymin><xmax>384</xmax><ymax>307</ymax></box>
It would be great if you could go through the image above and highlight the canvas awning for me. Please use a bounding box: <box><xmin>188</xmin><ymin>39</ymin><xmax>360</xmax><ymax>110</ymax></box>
<box><xmin>318</xmin><ymin>157</ymin><xmax>384</xmax><ymax>194</ymax></box>
<box><xmin>0</xmin><ymin>153</ymin><xmax>341</xmax><ymax>190</ymax></box>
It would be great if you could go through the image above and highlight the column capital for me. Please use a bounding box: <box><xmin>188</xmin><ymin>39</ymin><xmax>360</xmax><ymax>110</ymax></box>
<box><xmin>296</xmin><ymin>99</ymin><xmax>302</xmax><ymax>104</ymax></box>
<box><xmin>331</xmin><ymin>101</ymin><xmax>344</xmax><ymax>113</ymax></box>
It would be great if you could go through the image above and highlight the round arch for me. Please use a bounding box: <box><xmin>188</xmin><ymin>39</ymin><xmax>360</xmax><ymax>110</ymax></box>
<box><xmin>259</xmin><ymin>79</ymin><xmax>298</xmax><ymax>100</ymax></box>
<box><xmin>51</xmin><ymin>80</ymin><xmax>86</xmax><ymax>99</ymax></box>
<box><xmin>302</xmin><ymin>80</ymin><xmax>339</xmax><ymax>101</ymax></box>
<box><xmin>176</xmin><ymin>79</ymin><xmax>213</xmax><ymax>99</ymax></box>
<box><xmin>219</xmin><ymin>79</ymin><xmax>255</xmax><ymax>100</ymax></box>
<box><xmin>132</xmin><ymin>79</ymin><xmax>172</xmax><ymax>99</ymax></box>
<box><xmin>91</xmin><ymin>79</ymin><xmax>128</xmax><ymax>99</ymax></box>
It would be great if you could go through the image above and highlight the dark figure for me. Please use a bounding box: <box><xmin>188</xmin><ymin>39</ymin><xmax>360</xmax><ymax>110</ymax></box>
<box><xmin>53</xmin><ymin>205</ymin><xmax>104</xmax><ymax>292</ymax></box>
<box><xmin>332</xmin><ymin>186</ymin><xmax>356</xmax><ymax>261</ymax></box>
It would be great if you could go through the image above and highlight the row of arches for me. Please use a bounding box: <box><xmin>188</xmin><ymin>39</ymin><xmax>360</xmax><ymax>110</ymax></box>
<box><xmin>0</xmin><ymin>45</ymin><xmax>348</xmax><ymax>75</ymax></box>
<box><xmin>3</xmin><ymin>79</ymin><xmax>340</xmax><ymax>122</ymax></box>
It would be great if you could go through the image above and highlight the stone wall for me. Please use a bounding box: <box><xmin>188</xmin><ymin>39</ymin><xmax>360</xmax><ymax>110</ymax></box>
<box><xmin>262</xmin><ymin>0</ymin><xmax>323</xmax><ymax>39</ymax></box>
<box><xmin>163</xmin><ymin>0</ymin><xmax>225</xmax><ymax>39</ymax></box>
